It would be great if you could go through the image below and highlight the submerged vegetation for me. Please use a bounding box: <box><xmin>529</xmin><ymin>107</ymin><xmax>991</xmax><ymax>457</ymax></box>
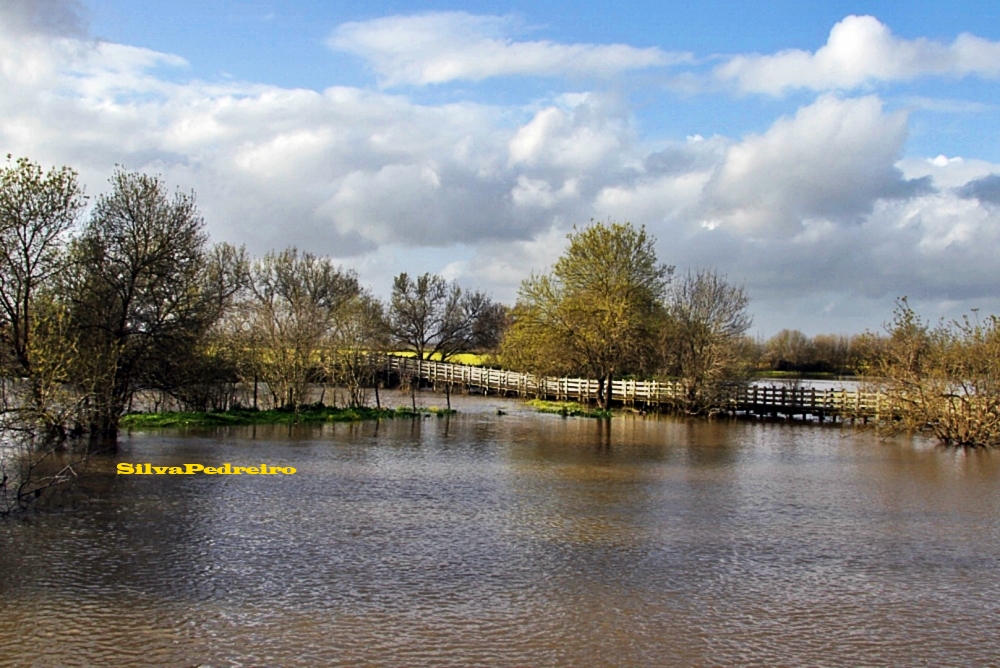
<box><xmin>862</xmin><ymin>299</ymin><xmax>1000</xmax><ymax>448</ymax></box>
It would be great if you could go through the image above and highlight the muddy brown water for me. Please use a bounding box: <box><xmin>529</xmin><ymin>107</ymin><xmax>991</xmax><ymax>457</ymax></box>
<box><xmin>2</xmin><ymin>395</ymin><xmax>999</xmax><ymax>667</ymax></box>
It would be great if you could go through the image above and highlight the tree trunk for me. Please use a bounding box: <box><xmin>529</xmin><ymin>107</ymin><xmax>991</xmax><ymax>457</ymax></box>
<box><xmin>410</xmin><ymin>372</ymin><xmax>417</xmax><ymax>410</ymax></box>
<box><xmin>604</xmin><ymin>372</ymin><xmax>613</xmax><ymax>410</ymax></box>
<box><xmin>89</xmin><ymin>408</ymin><xmax>120</xmax><ymax>445</ymax></box>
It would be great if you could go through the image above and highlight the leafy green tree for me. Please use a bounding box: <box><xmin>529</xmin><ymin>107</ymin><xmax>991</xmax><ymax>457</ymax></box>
<box><xmin>0</xmin><ymin>158</ymin><xmax>87</xmax><ymax>514</ymax></box>
<box><xmin>0</xmin><ymin>156</ymin><xmax>85</xmax><ymax>378</ymax></box>
<box><xmin>503</xmin><ymin>221</ymin><xmax>671</xmax><ymax>408</ymax></box>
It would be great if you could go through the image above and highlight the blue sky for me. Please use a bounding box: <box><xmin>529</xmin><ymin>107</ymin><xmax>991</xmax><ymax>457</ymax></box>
<box><xmin>2</xmin><ymin>0</ymin><xmax>1000</xmax><ymax>334</ymax></box>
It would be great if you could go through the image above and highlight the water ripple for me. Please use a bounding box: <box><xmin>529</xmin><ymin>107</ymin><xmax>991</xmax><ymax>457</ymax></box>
<box><xmin>1</xmin><ymin>415</ymin><xmax>998</xmax><ymax>666</ymax></box>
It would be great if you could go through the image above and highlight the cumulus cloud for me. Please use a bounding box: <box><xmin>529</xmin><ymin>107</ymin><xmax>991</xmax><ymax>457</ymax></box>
<box><xmin>507</xmin><ymin>99</ymin><xmax>634</xmax><ymax>171</ymax></box>
<box><xmin>717</xmin><ymin>15</ymin><xmax>1000</xmax><ymax>95</ymax></box>
<box><xmin>0</xmin><ymin>9</ymin><xmax>640</xmax><ymax>256</ymax></box>
<box><xmin>328</xmin><ymin>12</ymin><xmax>683</xmax><ymax>87</ymax></box>
<box><xmin>3</xmin><ymin>5</ymin><xmax>1000</xmax><ymax>331</ymax></box>
<box><xmin>571</xmin><ymin>96</ymin><xmax>1000</xmax><ymax>328</ymax></box>
<box><xmin>699</xmin><ymin>95</ymin><xmax>925</xmax><ymax>235</ymax></box>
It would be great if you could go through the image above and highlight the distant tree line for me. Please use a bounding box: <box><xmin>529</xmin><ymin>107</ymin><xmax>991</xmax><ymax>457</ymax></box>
<box><xmin>756</xmin><ymin>329</ymin><xmax>868</xmax><ymax>375</ymax></box>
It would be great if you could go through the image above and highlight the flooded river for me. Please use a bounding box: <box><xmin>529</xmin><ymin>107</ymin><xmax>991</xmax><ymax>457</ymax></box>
<box><xmin>2</xmin><ymin>396</ymin><xmax>999</xmax><ymax>666</ymax></box>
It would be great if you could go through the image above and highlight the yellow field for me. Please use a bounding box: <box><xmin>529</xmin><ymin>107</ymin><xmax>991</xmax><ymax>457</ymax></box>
<box><xmin>389</xmin><ymin>351</ymin><xmax>489</xmax><ymax>366</ymax></box>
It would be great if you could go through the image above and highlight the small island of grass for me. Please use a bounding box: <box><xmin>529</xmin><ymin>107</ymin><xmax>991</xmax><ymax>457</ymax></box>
<box><xmin>120</xmin><ymin>405</ymin><xmax>456</xmax><ymax>429</ymax></box>
<box><xmin>525</xmin><ymin>399</ymin><xmax>612</xmax><ymax>419</ymax></box>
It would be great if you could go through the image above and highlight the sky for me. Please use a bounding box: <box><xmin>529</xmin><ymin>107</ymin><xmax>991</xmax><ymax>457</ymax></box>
<box><xmin>2</xmin><ymin>0</ymin><xmax>999</xmax><ymax>336</ymax></box>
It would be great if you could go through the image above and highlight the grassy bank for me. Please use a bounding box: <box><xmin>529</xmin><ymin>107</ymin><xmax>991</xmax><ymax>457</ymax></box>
<box><xmin>120</xmin><ymin>405</ymin><xmax>456</xmax><ymax>429</ymax></box>
<box><xmin>525</xmin><ymin>399</ymin><xmax>612</xmax><ymax>419</ymax></box>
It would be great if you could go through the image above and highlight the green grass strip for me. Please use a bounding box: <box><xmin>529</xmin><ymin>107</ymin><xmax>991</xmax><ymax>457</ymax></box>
<box><xmin>120</xmin><ymin>405</ymin><xmax>456</xmax><ymax>429</ymax></box>
<box><xmin>525</xmin><ymin>399</ymin><xmax>612</xmax><ymax>419</ymax></box>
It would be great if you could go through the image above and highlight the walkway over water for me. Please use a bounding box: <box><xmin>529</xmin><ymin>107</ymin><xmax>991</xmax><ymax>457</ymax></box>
<box><xmin>388</xmin><ymin>356</ymin><xmax>882</xmax><ymax>420</ymax></box>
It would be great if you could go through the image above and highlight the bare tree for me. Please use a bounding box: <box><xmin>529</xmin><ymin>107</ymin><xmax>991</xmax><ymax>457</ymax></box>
<box><xmin>157</xmin><ymin>243</ymin><xmax>250</xmax><ymax>411</ymax></box>
<box><xmin>661</xmin><ymin>269</ymin><xmax>753</xmax><ymax>414</ymax></box>
<box><xmin>245</xmin><ymin>248</ymin><xmax>359</xmax><ymax>409</ymax></box>
<box><xmin>864</xmin><ymin>299</ymin><xmax>1000</xmax><ymax>448</ymax></box>
<box><xmin>764</xmin><ymin>329</ymin><xmax>815</xmax><ymax>370</ymax></box>
<box><xmin>327</xmin><ymin>293</ymin><xmax>389</xmax><ymax>408</ymax></box>
<box><xmin>67</xmin><ymin>169</ymin><xmax>222</xmax><ymax>440</ymax></box>
<box><xmin>388</xmin><ymin>273</ymin><xmax>501</xmax><ymax>362</ymax></box>
<box><xmin>389</xmin><ymin>273</ymin><xmax>456</xmax><ymax>360</ymax></box>
<box><xmin>466</xmin><ymin>293</ymin><xmax>510</xmax><ymax>354</ymax></box>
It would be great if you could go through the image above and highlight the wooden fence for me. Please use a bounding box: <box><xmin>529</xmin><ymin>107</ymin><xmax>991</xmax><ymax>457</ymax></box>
<box><xmin>387</xmin><ymin>356</ymin><xmax>883</xmax><ymax>420</ymax></box>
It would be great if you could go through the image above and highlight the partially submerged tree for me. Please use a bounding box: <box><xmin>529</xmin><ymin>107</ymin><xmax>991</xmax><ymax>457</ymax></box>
<box><xmin>328</xmin><ymin>292</ymin><xmax>389</xmax><ymax>408</ymax></box>
<box><xmin>245</xmin><ymin>248</ymin><xmax>360</xmax><ymax>409</ymax></box>
<box><xmin>0</xmin><ymin>297</ymin><xmax>90</xmax><ymax>516</ymax></box>
<box><xmin>660</xmin><ymin>269</ymin><xmax>753</xmax><ymax>414</ymax></box>
<box><xmin>157</xmin><ymin>243</ymin><xmax>250</xmax><ymax>411</ymax></box>
<box><xmin>503</xmin><ymin>221</ymin><xmax>671</xmax><ymax>409</ymax></box>
<box><xmin>67</xmin><ymin>170</ymin><xmax>226</xmax><ymax>440</ymax></box>
<box><xmin>864</xmin><ymin>299</ymin><xmax>1000</xmax><ymax>448</ymax></box>
<box><xmin>0</xmin><ymin>157</ymin><xmax>88</xmax><ymax>514</ymax></box>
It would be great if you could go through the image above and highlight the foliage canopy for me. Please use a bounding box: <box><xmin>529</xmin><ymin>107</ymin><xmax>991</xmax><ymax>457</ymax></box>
<box><xmin>503</xmin><ymin>221</ymin><xmax>671</xmax><ymax>408</ymax></box>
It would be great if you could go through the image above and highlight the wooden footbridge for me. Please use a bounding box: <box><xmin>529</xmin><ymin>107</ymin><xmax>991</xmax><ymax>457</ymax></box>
<box><xmin>387</xmin><ymin>356</ymin><xmax>883</xmax><ymax>421</ymax></box>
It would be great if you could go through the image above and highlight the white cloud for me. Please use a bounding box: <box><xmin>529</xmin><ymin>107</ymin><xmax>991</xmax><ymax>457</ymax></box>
<box><xmin>510</xmin><ymin>176</ymin><xmax>579</xmax><ymax>209</ymax></box>
<box><xmin>328</xmin><ymin>12</ymin><xmax>683</xmax><ymax>87</ymax></box>
<box><xmin>4</xmin><ymin>4</ymin><xmax>1000</xmax><ymax>332</ymax></box>
<box><xmin>717</xmin><ymin>15</ymin><xmax>1000</xmax><ymax>95</ymax></box>
<box><xmin>594</xmin><ymin>170</ymin><xmax>711</xmax><ymax>225</ymax></box>
<box><xmin>900</xmin><ymin>96</ymin><xmax>995</xmax><ymax>114</ymax></box>
<box><xmin>571</xmin><ymin>94</ymin><xmax>1000</xmax><ymax>324</ymax></box>
<box><xmin>507</xmin><ymin>101</ymin><xmax>631</xmax><ymax>170</ymax></box>
<box><xmin>700</xmin><ymin>95</ymin><xmax>915</xmax><ymax>235</ymax></box>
